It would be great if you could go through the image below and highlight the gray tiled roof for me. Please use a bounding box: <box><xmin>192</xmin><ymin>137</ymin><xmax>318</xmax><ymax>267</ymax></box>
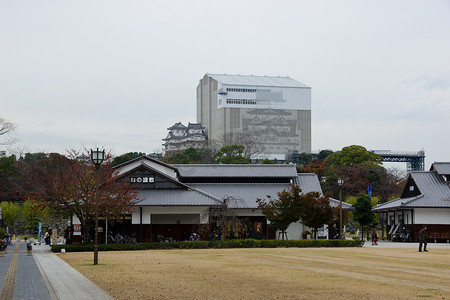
<box><xmin>297</xmin><ymin>173</ymin><xmax>353</xmax><ymax>210</ymax></box>
<box><xmin>173</xmin><ymin>164</ymin><xmax>298</xmax><ymax>178</ymax></box>
<box><xmin>329</xmin><ymin>198</ymin><xmax>355</xmax><ymax>210</ymax></box>
<box><xmin>188</xmin><ymin>183</ymin><xmax>292</xmax><ymax>208</ymax></box>
<box><xmin>430</xmin><ymin>162</ymin><xmax>450</xmax><ymax>175</ymax></box>
<box><xmin>189</xmin><ymin>181</ymin><xmax>354</xmax><ymax>210</ymax></box>
<box><xmin>297</xmin><ymin>173</ymin><xmax>323</xmax><ymax>194</ymax></box>
<box><xmin>137</xmin><ymin>188</ymin><xmax>220</xmax><ymax>206</ymax></box>
<box><xmin>167</xmin><ymin>122</ymin><xmax>187</xmax><ymax>130</ymax></box>
<box><xmin>187</xmin><ymin>123</ymin><xmax>204</xmax><ymax>129</ymax></box>
<box><xmin>373</xmin><ymin>171</ymin><xmax>450</xmax><ymax>211</ymax></box>
<box><xmin>206</xmin><ymin>73</ymin><xmax>310</xmax><ymax>88</ymax></box>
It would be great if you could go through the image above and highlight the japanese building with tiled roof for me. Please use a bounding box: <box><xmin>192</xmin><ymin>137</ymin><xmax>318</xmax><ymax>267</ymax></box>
<box><xmin>70</xmin><ymin>156</ymin><xmax>353</xmax><ymax>242</ymax></box>
<box><xmin>373</xmin><ymin>162</ymin><xmax>450</xmax><ymax>242</ymax></box>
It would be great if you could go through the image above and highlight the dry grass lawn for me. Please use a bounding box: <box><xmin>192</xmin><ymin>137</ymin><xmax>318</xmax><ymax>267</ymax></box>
<box><xmin>58</xmin><ymin>247</ymin><xmax>450</xmax><ymax>300</ymax></box>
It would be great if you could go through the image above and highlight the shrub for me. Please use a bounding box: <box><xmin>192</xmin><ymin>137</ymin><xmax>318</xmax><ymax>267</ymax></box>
<box><xmin>51</xmin><ymin>239</ymin><xmax>364</xmax><ymax>253</ymax></box>
<box><xmin>178</xmin><ymin>241</ymin><xmax>209</xmax><ymax>249</ymax></box>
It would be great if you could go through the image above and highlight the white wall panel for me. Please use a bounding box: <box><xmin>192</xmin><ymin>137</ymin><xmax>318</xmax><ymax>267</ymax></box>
<box><xmin>415</xmin><ymin>208</ymin><xmax>450</xmax><ymax>224</ymax></box>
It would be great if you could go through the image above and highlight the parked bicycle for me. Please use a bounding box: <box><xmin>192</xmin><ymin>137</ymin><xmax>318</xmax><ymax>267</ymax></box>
<box><xmin>107</xmin><ymin>231</ymin><xmax>137</xmax><ymax>244</ymax></box>
<box><xmin>189</xmin><ymin>232</ymin><xmax>199</xmax><ymax>241</ymax></box>
<box><xmin>155</xmin><ymin>234</ymin><xmax>167</xmax><ymax>243</ymax></box>
<box><xmin>122</xmin><ymin>234</ymin><xmax>137</xmax><ymax>244</ymax></box>
<box><xmin>107</xmin><ymin>231</ymin><xmax>119</xmax><ymax>243</ymax></box>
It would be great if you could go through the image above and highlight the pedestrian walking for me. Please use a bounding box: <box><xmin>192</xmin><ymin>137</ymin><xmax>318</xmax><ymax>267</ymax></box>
<box><xmin>419</xmin><ymin>225</ymin><xmax>428</xmax><ymax>252</ymax></box>
<box><xmin>332</xmin><ymin>223</ymin><xmax>339</xmax><ymax>239</ymax></box>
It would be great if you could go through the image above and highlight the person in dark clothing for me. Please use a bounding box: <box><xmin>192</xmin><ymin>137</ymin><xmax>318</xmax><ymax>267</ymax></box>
<box><xmin>64</xmin><ymin>225</ymin><xmax>73</xmax><ymax>245</ymax></box>
<box><xmin>419</xmin><ymin>225</ymin><xmax>428</xmax><ymax>252</ymax></box>
<box><xmin>331</xmin><ymin>224</ymin><xmax>339</xmax><ymax>239</ymax></box>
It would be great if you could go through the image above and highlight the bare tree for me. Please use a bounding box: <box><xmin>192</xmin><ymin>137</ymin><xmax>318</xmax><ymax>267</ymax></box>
<box><xmin>210</xmin><ymin>133</ymin><xmax>264</xmax><ymax>157</ymax></box>
<box><xmin>207</xmin><ymin>196</ymin><xmax>249</xmax><ymax>240</ymax></box>
<box><xmin>0</xmin><ymin>118</ymin><xmax>17</xmax><ymax>145</ymax></box>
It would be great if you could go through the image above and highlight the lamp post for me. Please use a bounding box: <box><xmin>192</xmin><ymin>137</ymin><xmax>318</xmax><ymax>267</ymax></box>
<box><xmin>91</xmin><ymin>148</ymin><xmax>105</xmax><ymax>265</ymax></box>
<box><xmin>337</xmin><ymin>178</ymin><xmax>344</xmax><ymax>240</ymax></box>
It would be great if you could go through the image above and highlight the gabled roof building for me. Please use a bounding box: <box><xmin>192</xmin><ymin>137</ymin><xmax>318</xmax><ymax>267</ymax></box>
<box><xmin>71</xmin><ymin>156</ymin><xmax>352</xmax><ymax>242</ymax></box>
<box><xmin>373</xmin><ymin>162</ymin><xmax>450</xmax><ymax>242</ymax></box>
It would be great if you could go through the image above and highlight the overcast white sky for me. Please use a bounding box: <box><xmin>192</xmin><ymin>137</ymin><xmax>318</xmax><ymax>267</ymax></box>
<box><xmin>1</xmin><ymin>1</ymin><xmax>449</xmax><ymax>170</ymax></box>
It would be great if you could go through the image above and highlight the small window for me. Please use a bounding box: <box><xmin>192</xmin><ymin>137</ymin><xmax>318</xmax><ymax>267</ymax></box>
<box><xmin>409</xmin><ymin>185</ymin><xmax>414</xmax><ymax>191</ymax></box>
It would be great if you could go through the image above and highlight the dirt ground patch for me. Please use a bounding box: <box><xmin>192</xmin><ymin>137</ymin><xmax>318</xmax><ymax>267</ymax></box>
<box><xmin>58</xmin><ymin>247</ymin><xmax>450</xmax><ymax>299</ymax></box>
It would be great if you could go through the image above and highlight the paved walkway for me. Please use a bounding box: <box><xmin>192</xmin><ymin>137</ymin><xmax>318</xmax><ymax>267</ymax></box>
<box><xmin>0</xmin><ymin>241</ymin><xmax>113</xmax><ymax>300</ymax></box>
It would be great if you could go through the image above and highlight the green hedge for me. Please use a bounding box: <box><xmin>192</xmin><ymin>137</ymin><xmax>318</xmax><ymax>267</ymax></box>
<box><xmin>51</xmin><ymin>239</ymin><xmax>363</xmax><ymax>253</ymax></box>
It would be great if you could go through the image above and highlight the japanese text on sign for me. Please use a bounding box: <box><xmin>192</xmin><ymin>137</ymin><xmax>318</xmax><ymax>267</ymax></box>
<box><xmin>130</xmin><ymin>176</ymin><xmax>155</xmax><ymax>183</ymax></box>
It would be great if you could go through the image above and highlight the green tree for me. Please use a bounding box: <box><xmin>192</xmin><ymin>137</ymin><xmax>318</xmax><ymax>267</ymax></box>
<box><xmin>302</xmin><ymin>145</ymin><xmax>402</xmax><ymax>212</ymax></box>
<box><xmin>165</xmin><ymin>152</ymin><xmax>190</xmax><ymax>164</ymax></box>
<box><xmin>320</xmin><ymin>146</ymin><xmax>384</xmax><ymax>199</ymax></box>
<box><xmin>112</xmin><ymin>152</ymin><xmax>146</xmax><ymax>166</ymax></box>
<box><xmin>163</xmin><ymin>148</ymin><xmax>214</xmax><ymax>164</ymax></box>
<box><xmin>298</xmin><ymin>192</ymin><xmax>333</xmax><ymax>239</ymax></box>
<box><xmin>325</xmin><ymin>145</ymin><xmax>382</xmax><ymax>168</ymax></box>
<box><xmin>19</xmin><ymin>152</ymin><xmax>48</xmax><ymax>162</ymax></box>
<box><xmin>257</xmin><ymin>184</ymin><xmax>302</xmax><ymax>240</ymax></box>
<box><xmin>20</xmin><ymin>199</ymin><xmax>50</xmax><ymax>234</ymax></box>
<box><xmin>353</xmin><ymin>193</ymin><xmax>375</xmax><ymax>240</ymax></box>
<box><xmin>261</xmin><ymin>158</ymin><xmax>277</xmax><ymax>164</ymax></box>
<box><xmin>296</xmin><ymin>152</ymin><xmax>312</xmax><ymax>165</ymax></box>
<box><xmin>347</xmin><ymin>195</ymin><xmax>379</xmax><ymax>208</ymax></box>
<box><xmin>317</xmin><ymin>149</ymin><xmax>333</xmax><ymax>160</ymax></box>
<box><xmin>214</xmin><ymin>145</ymin><xmax>252</xmax><ymax>164</ymax></box>
<box><xmin>0</xmin><ymin>154</ymin><xmax>16</xmax><ymax>175</ymax></box>
<box><xmin>183</xmin><ymin>148</ymin><xmax>214</xmax><ymax>163</ymax></box>
<box><xmin>0</xmin><ymin>201</ymin><xmax>21</xmax><ymax>228</ymax></box>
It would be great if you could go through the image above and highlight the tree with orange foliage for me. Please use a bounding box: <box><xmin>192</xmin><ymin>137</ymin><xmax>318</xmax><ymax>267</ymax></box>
<box><xmin>19</xmin><ymin>151</ymin><xmax>139</xmax><ymax>243</ymax></box>
<box><xmin>300</xmin><ymin>158</ymin><xmax>329</xmax><ymax>181</ymax></box>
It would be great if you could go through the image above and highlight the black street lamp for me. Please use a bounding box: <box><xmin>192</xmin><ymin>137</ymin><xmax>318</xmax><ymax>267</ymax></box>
<box><xmin>337</xmin><ymin>178</ymin><xmax>344</xmax><ymax>240</ymax></box>
<box><xmin>90</xmin><ymin>148</ymin><xmax>105</xmax><ymax>265</ymax></box>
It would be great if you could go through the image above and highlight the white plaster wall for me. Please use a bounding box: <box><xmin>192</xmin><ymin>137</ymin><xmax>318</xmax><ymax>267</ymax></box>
<box><xmin>233</xmin><ymin>208</ymin><xmax>264</xmax><ymax>217</ymax></box>
<box><xmin>276</xmin><ymin>221</ymin><xmax>308</xmax><ymax>240</ymax></box>
<box><xmin>144</xmin><ymin>162</ymin><xmax>177</xmax><ymax>179</ymax></box>
<box><xmin>415</xmin><ymin>208</ymin><xmax>450</xmax><ymax>224</ymax></box>
<box><xmin>131</xmin><ymin>206</ymin><xmax>211</xmax><ymax>225</ymax></box>
<box><xmin>282</xmin><ymin>87</ymin><xmax>311</xmax><ymax>110</ymax></box>
<box><xmin>386</xmin><ymin>211</ymin><xmax>413</xmax><ymax>225</ymax></box>
<box><xmin>132</xmin><ymin>207</ymin><xmax>151</xmax><ymax>224</ymax></box>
